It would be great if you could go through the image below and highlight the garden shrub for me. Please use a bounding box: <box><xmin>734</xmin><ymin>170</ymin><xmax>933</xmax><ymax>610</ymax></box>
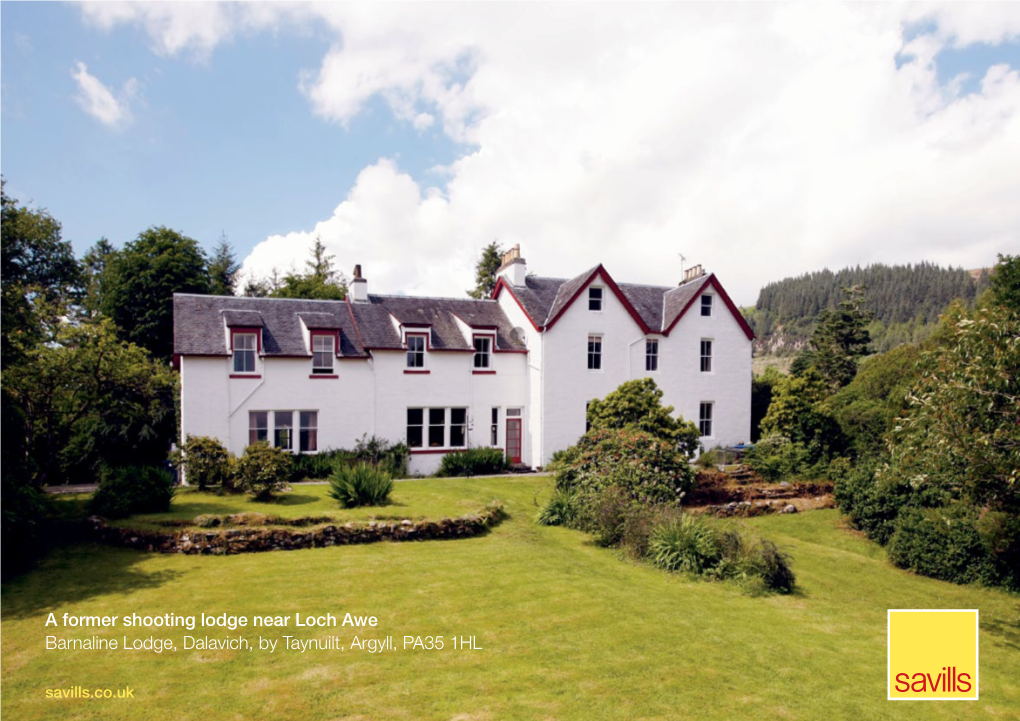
<box><xmin>289</xmin><ymin>437</ymin><xmax>409</xmax><ymax>483</ymax></box>
<box><xmin>289</xmin><ymin>450</ymin><xmax>349</xmax><ymax>483</ymax></box>
<box><xmin>435</xmin><ymin>447</ymin><xmax>509</xmax><ymax>478</ymax></box>
<box><xmin>620</xmin><ymin>503</ymin><xmax>658</xmax><ymax>559</ymax></box>
<box><xmin>173</xmin><ymin>435</ymin><xmax>231</xmax><ymax>491</ymax></box>
<box><xmin>744</xmin><ymin>434</ymin><xmax>810</xmax><ymax>482</ymax></box>
<box><xmin>554</xmin><ymin>428</ymin><xmax>695</xmax><ymax>530</ymax></box>
<box><xmin>234</xmin><ymin>442</ymin><xmax>292</xmax><ymax>501</ymax></box>
<box><xmin>741</xmin><ymin>539</ymin><xmax>796</xmax><ymax>595</ymax></box>
<box><xmin>587</xmin><ymin>486</ymin><xmax>633</xmax><ymax>547</ymax></box>
<box><xmin>976</xmin><ymin>511</ymin><xmax>1020</xmax><ymax>592</ymax></box>
<box><xmin>89</xmin><ymin>465</ymin><xmax>176</xmax><ymax>520</ymax></box>
<box><xmin>887</xmin><ymin>504</ymin><xmax>993</xmax><ymax>585</ymax></box>
<box><xmin>328</xmin><ymin>462</ymin><xmax>394</xmax><ymax>508</ymax></box>
<box><xmin>648</xmin><ymin>514</ymin><xmax>721</xmax><ymax>573</ymax></box>
<box><xmin>537</xmin><ymin>489</ymin><xmax>577</xmax><ymax>527</ymax></box>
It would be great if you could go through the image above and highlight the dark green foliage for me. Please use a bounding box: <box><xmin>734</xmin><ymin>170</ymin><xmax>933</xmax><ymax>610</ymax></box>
<box><xmin>744</xmin><ymin>435</ymin><xmax>810</xmax><ymax>482</ymax></box>
<box><xmin>234</xmin><ymin>442</ymin><xmax>292</xmax><ymax>501</ymax></box>
<box><xmin>887</xmin><ymin>505</ymin><xmax>993</xmax><ymax>586</ymax></box>
<box><xmin>288</xmin><ymin>437</ymin><xmax>409</xmax><ymax>483</ymax></box>
<box><xmin>208</xmin><ymin>233</ymin><xmax>240</xmax><ymax>297</ymax></box>
<box><xmin>1</xmin><ymin>181</ymin><xmax>81</xmax><ymax>368</ymax></box>
<box><xmin>975</xmin><ymin>511</ymin><xmax>1020</xmax><ymax>592</ymax></box>
<box><xmin>328</xmin><ymin>462</ymin><xmax>394</xmax><ymax>508</ymax></box>
<box><xmin>554</xmin><ymin>428</ymin><xmax>696</xmax><ymax>516</ymax></box>
<box><xmin>586</xmin><ymin>378</ymin><xmax>702</xmax><ymax>456</ymax></box>
<box><xmin>825</xmin><ymin>344</ymin><xmax>921</xmax><ymax>460</ymax></box>
<box><xmin>747</xmin><ymin>261</ymin><xmax>982</xmax><ymax>355</ymax></box>
<box><xmin>646</xmin><ymin>513</ymin><xmax>796</xmax><ymax>594</ymax></box>
<box><xmin>435</xmin><ymin>447</ymin><xmax>510</xmax><ymax>477</ymax></box>
<box><xmin>741</xmin><ymin>539</ymin><xmax>797</xmax><ymax>595</ymax></box>
<box><xmin>101</xmin><ymin>226</ymin><xmax>210</xmax><ymax>360</ymax></box>
<box><xmin>885</xmin><ymin>298</ymin><xmax>1020</xmax><ymax>514</ymax></box>
<box><xmin>3</xmin><ymin>319</ymin><xmax>178</xmax><ymax>487</ymax></box>
<box><xmin>987</xmin><ymin>253</ymin><xmax>1020</xmax><ymax>313</ymax></box>
<box><xmin>800</xmin><ymin>285</ymin><xmax>873</xmax><ymax>391</ymax></box>
<box><xmin>266</xmin><ymin>237</ymin><xmax>347</xmax><ymax>300</ymax></box>
<box><xmin>89</xmin><ymin>465</ymin><xmax>176</xmax><ymax>520</ymax></box>
<box><xmin>832</xmin><ymin>463</ymin><xmax>918</xmax><ymax>545</ymax></box>
<box><xmin>750</xmin><ymin>367</ymin><xmax>783</xmax><ymax>442</ymax></box>
<box><xmin>80</xmin><ymin>238</ymin><xmax>115</xmax><ymax>319</ymax></box>
<box><xmin>537</xmin><ymin>489</ymin><xmax>577</xmax><ymax>527</ymax></box>
<box><xmin>467</xmin><ymin>241</ymin><xmax>504</xmax><ymax>299</ymax></box>
<box><xmin>174</xmin><ymin>435</ymin><xmax>231</xmax><ymax>491</ymax></box>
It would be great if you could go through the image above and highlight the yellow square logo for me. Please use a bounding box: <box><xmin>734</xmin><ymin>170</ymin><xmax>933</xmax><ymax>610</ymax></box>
<box><xmin>888</xmin><ymin>609</ymin><xmax>979</xmax><ymax>700</ymax></box>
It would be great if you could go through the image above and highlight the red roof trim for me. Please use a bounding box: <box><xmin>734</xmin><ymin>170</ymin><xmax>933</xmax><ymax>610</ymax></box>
<box><xmin>661</xmin><ymin>275</ymin><xmax>755</xmax><ymax>340</ymax></box>
<box><xmin>492</xmin><ymin>277</ymin><xmax>543</xmax><ymax>332</ymax></box>
<box><xmin>544</xmin><ymin>265</ymin><xmax>651</xmax><ymax>334</ymax></box>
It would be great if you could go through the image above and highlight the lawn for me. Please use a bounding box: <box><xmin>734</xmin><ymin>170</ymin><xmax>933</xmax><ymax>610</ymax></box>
<box><xmin>3</xmin><ymin>475</ymin><xmax>1018</xmax><ymax>720</ymax></box>
<box><xmin>87</xmin><ymin>478</ymin><xmax>514</xmax><ymax>530</ymax></box>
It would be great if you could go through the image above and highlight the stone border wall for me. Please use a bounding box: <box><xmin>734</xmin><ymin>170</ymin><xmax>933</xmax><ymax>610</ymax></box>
<box><xmin>86</xmin><ymin>504</ymin><xmax>506</xmax><ymax>555</ymax></box>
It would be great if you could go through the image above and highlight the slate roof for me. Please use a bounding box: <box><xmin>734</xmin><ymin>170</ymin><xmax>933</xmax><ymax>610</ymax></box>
<box><xmin>496</xmin><ymin>270</ymin><xmax>729</xmax><ymax>335</ymax></box>
<box><xmin>173</xmin><ymin>295</ymin><xmax>367</xmax><ymax>358</ymax></box>
<box><xmin>174</xmin><ymin>293</ymin><xmax>528</xmax><ymax>359</ymax></box>
<box><xmin>352</xmin><ymin>295</ymin><xmax>527</xmax><ymax>352</ymax></box>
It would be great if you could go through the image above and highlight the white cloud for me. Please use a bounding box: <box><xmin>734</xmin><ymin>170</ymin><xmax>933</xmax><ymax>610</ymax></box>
<box><xmin>70</xmin><ymin>61</ymin><xmax>137</xmax><ymax>129</ymax></box>
<box><xmin>80</xmin><ymin>3</ymin><xmax>1020</xmax><ymax>304</ymax></box>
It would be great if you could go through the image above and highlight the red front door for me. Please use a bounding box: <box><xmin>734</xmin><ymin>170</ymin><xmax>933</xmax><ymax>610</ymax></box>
<box><xmin>506</xmin><ymin>418</ymin><xmax>522</xmax><ymax>464</ymax></box>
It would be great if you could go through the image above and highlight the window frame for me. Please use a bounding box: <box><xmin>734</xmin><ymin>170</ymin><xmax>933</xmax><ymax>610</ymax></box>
<box><xmin>407</xmin><ymin>408</ymin><xmax>424</xmax><ymax>448</ymax></box>
<box><xmin>299</xmin><ymin>411</ymin><xmax>318</xmax><ymax>453</ymax></box>
<box><xmin>490</xmin><ymin>407</ymin><xmax>499</xmax><ymax>446</ymax></box>
<box><xmin>588</xmin><ymin>286</ymin><xmax>604</xmax><ymax>312</ymax></box>
<box><xmin>700</xmin><ymin>294</ymin><xmax>714</xmax><ymax>317</ymax></box>
<box><xmin>587</xmin><ymin>334</ymin><xmax>603</xmax><ymax>371</ymax></box>
<box><xmin>428</xmin><ymin>408</ymin><xmax>446</xmax><ymax>448</ymax></box>
<box><xmin>249</xmin><ymin>411</ymin><xmax>268</xmax><ymax>446</ymax></box>
<box><xmin>645</xmin><ymin>338</ymin><xmax>659</xmax><ymax>372</ymax></box>
<box><xmin>700</xmin><ymin>339</ymin><xmax>713</xmax><ymax>373</ymax></box>
<box><xmin>310</xmin><ymin>331</ymin><xmax>337</xmax><ymax>376</ymax></box>
<box><xmin>230</xmin><ymin>328</ymin><xmax>261</xmax><ymax>376</ymax></box>
<box><xmin>449</xmin><ymin>408</ymin><xmax>467</xmax><ymax>448</ymax></box>
<box><xmin>699</xmin><ymin>402</ymin><xmax>714</xmax><ymax>438</ymax></box>
<box><xmin>473</xmin><ymin>334</ymin><xmax>493</xmax><ymax>369</ymax></box>
<box><xmin>406</xmin><ymin>332</ymin><xmax>428</xmax><ymax>369</ymax></box>
<box><xmin>274</xmin><ymin>410</ymin><xmax>294</xmax><ymax>451</ymax></box>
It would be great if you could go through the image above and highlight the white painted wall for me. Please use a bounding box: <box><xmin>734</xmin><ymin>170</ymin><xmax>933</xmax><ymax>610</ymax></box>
<box><xmin>653</xmin><ymin>291</ymin><xmax>753</xmax><ymax>450</ymax></box>
<box><xmin>180</xmin><ymin>342</ymin><xmax>529</xmax><ymax>478</ymax></box>
<box><xmin>494</xmin><ymin>292</ymin><xmax>543</xmax><ymax>468</ymax></box>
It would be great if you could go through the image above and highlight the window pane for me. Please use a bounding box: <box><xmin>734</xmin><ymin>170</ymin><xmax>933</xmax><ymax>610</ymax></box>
<box><xmin>588</xmin><ymin>287</ymin><xmax>603</xmax><ymax>311</ymax></box>
<box><xmin>428</xmin><ymin>425</ymin><xmax>445</xmax><ymax>447</ymax></box>
<box><xmin>429</xmin><ymin>408</ymin><xmax>445</xmax><ymax>425</ymax></box>
<box><xmin>249</xmin><ymin>411</ymin><xmax>268</xmax><ymax>445</ymax></box>
<box><xmin>408</xmin><ymin>426</ymin><xmax>423</xmax><ymax>447</ymax></box>
<box><xmin>473</xmin><ymin>337</ymin><xmax>491</xmax><ymax>368</ymax></box>
<box><xmin>300</xmin><ymin>429</ymin><xmax>318</xmax><ymax>453</ymax></box>
<box><xmin>300</xmin><ymin>411</ymin><xmax>317</xmax><ymax>428</ymax></box>
<box><xmin>275</xmin><ymin>411</ymin><xmax>293</xmax><ymax>450</ymax></box>
<box><xmin>450</xmin><ymin>424</ymin><xmax>466</xmax><ymax>447</ymax></box>
<box><xmin>407</xmin><ymin>408</ymin><xmax>423</xmax><ymax>425</ymax></box>
<box><xmin>701</xmin><ymin>295</ymin><xmax>713</xmax><ymax>316</ymax></box>
<box><xmin>451</xmin><ymin>408</ymin><xmax>467</xmax><ymax>425</ymax></box>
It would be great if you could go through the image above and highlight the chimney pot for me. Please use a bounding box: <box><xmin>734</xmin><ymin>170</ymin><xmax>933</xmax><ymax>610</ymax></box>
<box><xmin>354</xmin><ymin>264</ymin><xmax>362</xmax><ymax>279</ymax></box>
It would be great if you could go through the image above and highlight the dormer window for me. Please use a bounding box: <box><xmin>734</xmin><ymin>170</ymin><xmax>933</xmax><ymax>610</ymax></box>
<box><xmin>701</xmin><ymin>294</ymin><xmax>713</xmax><ymax>317</ymax></box>
<box><xmin>311</xmin><ymin>333</ymin><xmax>335</xmax><ymax>374</ymax></box>
<box><xmin>588</xmin><ymin>287</ymin><xmax>603</xmax><ymax>311</ymax></box>
<box><xmin>406</xmin><ymin>334</ymin><xmax>426</xmax><ymax>368</ymax></box>
<box><xmin>474</xmin><ymin>336</ymin><xmax>492</xmax><ymax>369</ymax></box>
<box><xmin>232</xmin><ymin>331</ymin><xmax>258</xmax><ymax>374</ymax></box>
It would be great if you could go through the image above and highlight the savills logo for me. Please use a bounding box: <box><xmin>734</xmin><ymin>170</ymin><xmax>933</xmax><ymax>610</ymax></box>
<box><xmin>888</xmin><ymin>610</ymin><xmax>979</xmax><ymax>701</ymax></box>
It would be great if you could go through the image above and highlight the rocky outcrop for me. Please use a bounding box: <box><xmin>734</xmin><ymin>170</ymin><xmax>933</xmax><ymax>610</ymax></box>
<box><xmin>87</xmin><ymin>504</ymin><xmax>506</xmax><ymax>555</ymax></box>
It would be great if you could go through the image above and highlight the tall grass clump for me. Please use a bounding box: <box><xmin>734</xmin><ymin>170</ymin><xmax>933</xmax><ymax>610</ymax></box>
<box><xmin>329</xmin><ymin>462</ymin><xmax>394</xmax><ymax>508</ymax></box>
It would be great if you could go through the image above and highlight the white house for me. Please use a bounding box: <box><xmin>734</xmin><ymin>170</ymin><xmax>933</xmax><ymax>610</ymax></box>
<box><xmin>173</xmin><ymin>247</ymin><xmax>754</xmax><ymax>476</ymax></box>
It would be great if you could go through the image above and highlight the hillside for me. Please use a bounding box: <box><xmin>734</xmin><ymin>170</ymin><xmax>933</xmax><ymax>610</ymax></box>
<box><xmin>744</xmin><ymin>262</ymin><xmax>990</xmax><ymax>355</ymax></box>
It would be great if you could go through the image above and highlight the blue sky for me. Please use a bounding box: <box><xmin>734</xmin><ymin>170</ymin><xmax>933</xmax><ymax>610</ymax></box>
<box><xmin>2</xmin><ymin>3</ymin><xmax>1019</xmax><ymax>304</ymax></box>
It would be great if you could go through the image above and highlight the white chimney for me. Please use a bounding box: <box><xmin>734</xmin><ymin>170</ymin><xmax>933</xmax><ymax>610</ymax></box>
<box><xmin>498</xmin><ymin>244</ymin><xmax>527</xmax><ymax>287</ymax></box>
<box><xmin>350</xmin><ymin>264</ymin><xmax>368</xmax><ymax>303</ymax></box>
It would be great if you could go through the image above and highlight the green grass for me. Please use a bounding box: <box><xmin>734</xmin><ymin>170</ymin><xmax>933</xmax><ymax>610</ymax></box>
<box><xmin>3</xmin><ymin>476</ymin><xmax>1018</xmax><ymax>720</ymax></box>
<box><xmin>83</xmin><ymin>478</ymin><xmax>513</xmax><ymax>530</ymax></box>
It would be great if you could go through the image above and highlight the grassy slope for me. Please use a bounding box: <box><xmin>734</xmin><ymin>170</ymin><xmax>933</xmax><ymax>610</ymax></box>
<box><xmin>3</xmin><ymin>476</ymin><xmax>1018</xmax><ymax>720</ymax></box>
